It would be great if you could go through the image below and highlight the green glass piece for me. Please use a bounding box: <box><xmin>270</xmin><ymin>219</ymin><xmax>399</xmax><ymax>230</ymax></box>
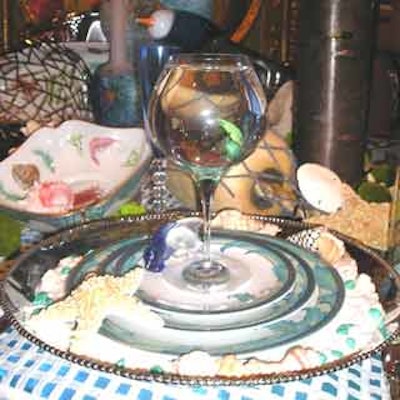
<box><xmin>346</xmin><ymin>337</ymin><xmax>356</xmax><ymax>349</ymax></box>
<box><xmin>331</xmin><ymin>350</ymin><xmax>344</xmax><ymax>359</ymax></box>
<box><xmin>150</xmin><ymin>365</ymin><xmax>164</xmax><ymax>374</ymax></box>
<box><xmin>33</xmin><ymin>292</ymin><xmax>52</xmax><ymax>306</ymax></box>
<box><xmin>318</xmin><ymin>352</ymin><xmax>328</xmax><ymax>364</ymax></box>
<box><xmin>336</xmin><ymin>323</ymin><xmax>354</xmax><ymax>335</ymax></box>
<box><xmin>118</xmin><ymin>202</ymin><xmax>146</xmax><ymax>216</ymax></box>
<box><xmin>344</xmin><ymin>280</ymin><xmax>356</xmax><ymax>290</ymax></box>
<box><xmin>61</xmin><ymin>266</ymin><xmax>72</xmax><ymax>275</ymax></box>
<box><xmin>368</xmin><ymin>307</ymin><xmax>383</xmax><ymax>320</ymax></box>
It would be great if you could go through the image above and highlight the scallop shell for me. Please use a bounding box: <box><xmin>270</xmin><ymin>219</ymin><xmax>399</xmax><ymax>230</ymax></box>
<box><xmin>297</xmin><ymin>163</ymin><xmax>344</xmax><ymax>213</ymax></box>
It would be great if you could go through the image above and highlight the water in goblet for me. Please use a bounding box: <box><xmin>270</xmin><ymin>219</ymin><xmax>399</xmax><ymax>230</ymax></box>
<box><xmin>149</xmin><ymin>53</ymin><xmax>267</xmax><ymax>292</ymax></box>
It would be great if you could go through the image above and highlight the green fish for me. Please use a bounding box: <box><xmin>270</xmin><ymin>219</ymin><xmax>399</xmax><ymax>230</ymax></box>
<box><xmin>219</xmin><ymin>119</ymin><xmax>244</xmax><ymax>146</ymax></box>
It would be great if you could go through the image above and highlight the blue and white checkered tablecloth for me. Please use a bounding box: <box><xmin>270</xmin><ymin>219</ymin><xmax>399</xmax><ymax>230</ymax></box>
<box><xmin>0</xmin><ymin>326</ymin><xmax>391</xmax><ymax>400</ymax></box>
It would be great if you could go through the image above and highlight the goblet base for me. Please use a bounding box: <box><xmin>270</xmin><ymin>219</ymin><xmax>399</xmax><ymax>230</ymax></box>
<box><xmin>141</xmin><ymin>252</ymin><xmax>253</xmax><ymax>312</ymax></box>
<box><xmin>182</xmin><ymin>260</ymin><xmax>230</xmax><ymax>290</ymax></box>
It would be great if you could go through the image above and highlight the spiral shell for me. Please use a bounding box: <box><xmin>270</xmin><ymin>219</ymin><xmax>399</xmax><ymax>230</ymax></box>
<box><xmin>288</xmin><ymin>228</ymin><xmax>345</xmax><ymax>264</ymax></box>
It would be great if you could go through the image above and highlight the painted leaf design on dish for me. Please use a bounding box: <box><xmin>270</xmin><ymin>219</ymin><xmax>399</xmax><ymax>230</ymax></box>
<box><xmin>124</xmin><ymin>139</ymin><xmax>147</xmax><ymax>167</ymax></box>
<box><xmin>68</xmin><ymin>133</ymin><xmax>84</xmax><ymax>154</ymax></box>
<box><xmin>89</xmin><ymin>137</ymin><xmax>116</xmax><ymax>165</ymax></box>
<box><xmin>0</xmin><ymin>182</ymin><xmax>26</xmax><ymax>201</ymax></box>
<box><xmin>124</xmin><ymin>149</ymin><xmax>139</xmax><ymax>167</ymax></box>
<box><xmin>33</xmin><ymin>149</ymin><xmax>55</xmax><ymax>172</ymax></box>
<box><xmin>229</xmin><ymin>292</ymin><xmax>256</xmax><ymax>303</ymax></box>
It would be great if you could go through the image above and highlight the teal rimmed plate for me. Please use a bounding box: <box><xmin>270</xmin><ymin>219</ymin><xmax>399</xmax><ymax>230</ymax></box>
<box><xmin>98</xmin><ymin>230</ymin><xmax>344</xmax><ymax>355</ymax></box>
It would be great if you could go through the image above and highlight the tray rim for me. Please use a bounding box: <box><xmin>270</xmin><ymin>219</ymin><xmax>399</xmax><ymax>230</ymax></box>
<box><xmin>1</xmin><ymin>211</ymin><xmax>400</xmax><ymax>386</ymax></box>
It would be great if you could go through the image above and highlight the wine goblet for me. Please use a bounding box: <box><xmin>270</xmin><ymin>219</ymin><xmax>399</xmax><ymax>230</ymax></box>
<box><xmin>148</xmin><ymin>53</ymin><xmax>267</xmax><ymax>292</ymax></box>
<box><xmin>138</xmin><ymin>43</ymin><xmax>180</xmax><ymax>212</ymax></box>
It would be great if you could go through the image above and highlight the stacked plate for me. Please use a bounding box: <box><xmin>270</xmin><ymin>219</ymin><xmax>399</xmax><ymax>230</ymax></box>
<box><xmin>68</xmin><ymin>229</ymin><xmax>345</xmax><ymax>356</ymax></box>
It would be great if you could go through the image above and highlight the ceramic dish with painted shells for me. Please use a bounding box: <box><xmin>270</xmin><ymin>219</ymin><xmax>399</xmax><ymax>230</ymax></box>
<box><xmin>0</xmin><ymin>120</ymin><xmax>152</xmax><ymax>231</ymax></box>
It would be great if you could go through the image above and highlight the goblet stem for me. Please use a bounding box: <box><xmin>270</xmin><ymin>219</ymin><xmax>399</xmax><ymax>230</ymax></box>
<box><xmin>181</xmin><ymin>177</ymin><xmax>229</xmax><ymax>290</ymax></box>
<box><xmin>197</xmin><ymin>178</ymin><xmax>219</xmax><ymax>266</ymax></box>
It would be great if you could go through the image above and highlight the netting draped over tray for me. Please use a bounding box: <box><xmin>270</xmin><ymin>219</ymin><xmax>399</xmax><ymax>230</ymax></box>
<box><xmin>0</xmin><ymin>41</ymin><xmax>93</xmax><ymax>124</ymax></box>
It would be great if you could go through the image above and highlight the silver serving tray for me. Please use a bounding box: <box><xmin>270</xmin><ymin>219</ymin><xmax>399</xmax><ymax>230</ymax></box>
<box><xmin>1</xmin><ymin>212</ymin><xmax>400</xmax><ymax>386</ymax></box>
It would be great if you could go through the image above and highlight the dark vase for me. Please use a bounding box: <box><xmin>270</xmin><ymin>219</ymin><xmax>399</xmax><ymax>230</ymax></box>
<box><xmin>294</xmin><ymin>0</ymin><xmax>379</xmax><ymax>186</ymax></box>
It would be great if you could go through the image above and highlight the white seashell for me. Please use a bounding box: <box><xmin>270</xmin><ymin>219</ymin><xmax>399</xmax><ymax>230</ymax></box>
<box><xmin>287</xmin><ymin>227</ymin><xmax>325</xmax><ymax>252</ymax></box>
<box><xmin>315</xmin><ymin>231</ymin><xmax>346</xmax><ymax>264</ymax></box>
<box><xmin>297</xmin><ymin>163</ymin><xmax>344</xmax><ymax>213</ymax></box>
<box><xmin>332</xmin><ymin>256</ymin><xmax>358</xmax><ymax>281</ymax></box>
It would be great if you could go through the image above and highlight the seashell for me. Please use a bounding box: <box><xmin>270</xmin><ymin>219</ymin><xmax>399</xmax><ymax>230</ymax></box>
<box><xmin>287</xmin><ymin>227</ymin><xmax>325</xmax><ymax>252</ymax></box>
<box><xmin>333</xmin><ymin>256</ymin><xmax>358</xmax><ymax>281</ymax></box>
<box><xmin>315</xmin><ymin>231</ymin><xmax>346</xmax><ymax>265</ymax></box>
<box><xmin>11</xmin><ymin>163</ymin><xmax>40</xmax><ymax>189</ymax></box>
<box><xmin>288</xmin><ymin>228</ymin><xmax>345</xmax><ymax>264</ymax></box>
<box><xmin>297</xmin><ymin>163</ymin><xmax>344</xmax><ymax>213</ymax></box>
<box><xmin>217</xmin><ymin>354</ymin><xmax>244</xmax><ymax>376</ymax></box>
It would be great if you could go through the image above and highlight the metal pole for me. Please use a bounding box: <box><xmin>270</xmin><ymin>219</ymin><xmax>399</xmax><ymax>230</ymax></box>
<box><xmin>294</xmin><ymin>0</ymin><xmax>379</xmax><ymax>186</ymax></box>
